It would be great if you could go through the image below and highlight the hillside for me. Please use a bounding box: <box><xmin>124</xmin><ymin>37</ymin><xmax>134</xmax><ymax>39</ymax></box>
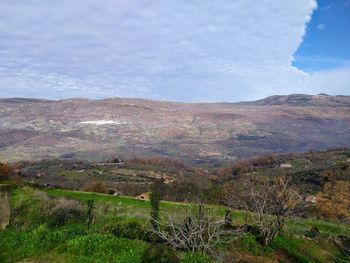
<box><xmin>1</xmin><ymin>185</ymin><xmax>349</xmax><ymax>262</ymax></box>
<box><xmin>2</xmin><ymin>150</ymin><xmax>350</xmax><ymax>262</ymax></box>
<box><xmin>1</xmin><ymin>94</ymin><xmax>350</xmax><ymax>164</ymax></box>
<box><xmin>11</xmin><ymin>148</ymin><xmax>349</xmax><ymax>205</ymax></box>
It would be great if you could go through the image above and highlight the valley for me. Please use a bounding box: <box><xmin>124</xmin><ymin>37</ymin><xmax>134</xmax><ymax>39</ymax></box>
<box><xmin>1</xmin><ymin>94</ymin><xmax>350</xmax><ymax>164</ymax></box>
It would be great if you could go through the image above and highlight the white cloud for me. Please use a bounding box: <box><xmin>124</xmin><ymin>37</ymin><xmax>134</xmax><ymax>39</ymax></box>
<box><xmin>317</xmin><ymin>24</ymin><xmax>325</xmax><ymax>30</ymax></box>
<box><xmin>307</xmin><ymin>67</ymin><xmax>350</xmax><ymax>95</ymax></box>
<box><xmin>0</xmin><ymin>0</ymin><xmax>348</xmax><ymax>102</ymax></box>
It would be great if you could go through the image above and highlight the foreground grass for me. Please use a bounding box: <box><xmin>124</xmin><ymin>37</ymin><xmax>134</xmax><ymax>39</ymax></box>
<box><xmin>1</xmin><ymin>186</ymin><xmax>350</xmax><ymax>262</ymax></box>
<box><xmin>0</xmin><ymin>224</ymin><xmax>211</xmax><ymax>263</ymax></box>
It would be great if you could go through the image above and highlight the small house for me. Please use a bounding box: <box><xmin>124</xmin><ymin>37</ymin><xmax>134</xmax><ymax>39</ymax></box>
<box><xmin>36</xmin><ymin>173</ymin><xmax>46</xmax><ymax>178</ymax></box>
<box><xmin>280</xmin><ymin>163</ymin><xmax>292</xmax><ymax>169</ymax></box>
<box><xmin>136</xmin><ymin>192</ymin><xmax>150</xmax><ymax>201</ymax></box>
<box><xmin>161</xmin><ymin>175</ymin><xmax>174</xmax><ymax>184</ymax></box>
<box><xmin>305</xmin><ymin>195</ymin><xmax>317</xmax><ymax>203</ymax></box>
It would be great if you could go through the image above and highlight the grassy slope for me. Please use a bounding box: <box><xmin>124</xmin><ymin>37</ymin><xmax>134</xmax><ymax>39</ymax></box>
<box><xmin>45</xmin><ymin>188</ymin><xmax>350</xmax><ymax>237</ymax></box>
<box><xmin>1</xmin><ymin>187</ymin><xmax>350</xmax><ymax>262</ymax></box>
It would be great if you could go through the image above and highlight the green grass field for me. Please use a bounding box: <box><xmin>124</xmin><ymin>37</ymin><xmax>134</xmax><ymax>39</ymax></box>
<box><xmin>1</xmin><ymin>186</ymin><xmax>350</xmax><ymax>262</ymax></box>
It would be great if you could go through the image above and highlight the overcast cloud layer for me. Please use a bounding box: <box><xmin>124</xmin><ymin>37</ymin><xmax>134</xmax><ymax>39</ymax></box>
<box><xmin>0</xmin><ymin>0</ymin><xmax>349</xmax><ymax>102</ymax></box>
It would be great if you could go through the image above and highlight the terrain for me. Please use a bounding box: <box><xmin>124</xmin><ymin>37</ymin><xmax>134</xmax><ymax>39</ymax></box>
<box><xmin>1</xmin><ymin>94</ymin><xmax>350</xmax><ymax>164</ymax></box>
<box><xmin>0</xmin><ymin>184</ymin><xmax>349</xmax><ymax>262</ymax></box>
<box><xmin>12</xmin><ymin>148</ymin><xmax>350</xmax><ymax>207</ymax></box>
<box><xmin>1</xmin><ymin>149</ymin><xmax>350</xmax><ymax>262</ymax></box>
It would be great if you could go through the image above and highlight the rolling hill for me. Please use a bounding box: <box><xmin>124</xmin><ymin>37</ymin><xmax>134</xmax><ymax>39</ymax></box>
<box><xmin>1</xmin><ymin>94</ymin><xmax>350</xmax><ymax>164</ymax></box>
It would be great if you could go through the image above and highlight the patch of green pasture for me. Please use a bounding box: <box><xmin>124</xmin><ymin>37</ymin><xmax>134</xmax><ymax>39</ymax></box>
<box><xmin>270</xmin><ymin>235</ymin><xmax>339</xmax><ymax>263</ymax></box>
<box><xmin>0</xmin><ymin>224</ymin><xmax>87</xmax><ymax>262</ymax></box>
<box><xmin>45</xmin><ymin>188</ymin><xmax>350</xmax><ymax>237</ymax></box>
<box><xmin>285</xmin><ymin>217</ymin><xmax>350</xmax><ymax>237</ymax></box>
<box><xmin>44</xmin><ymin>188</ymin><xmax>228</xmax><ymax>220</ymax></box>
<box><xmin>11</xmin><ymin>187</ymin><xmax>350</xmax><ymax>238</ymax></box>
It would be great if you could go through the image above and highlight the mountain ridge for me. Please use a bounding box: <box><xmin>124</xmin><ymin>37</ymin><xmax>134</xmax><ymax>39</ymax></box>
<box><xmin>2</xmin><ymin>93</ymin><xmax>350</xmax><ymax>106</ymax></box>
<box><xmin>1</xmin><ymin>94</ymin><xmax>350</xmax><ymax>164</ymax></box>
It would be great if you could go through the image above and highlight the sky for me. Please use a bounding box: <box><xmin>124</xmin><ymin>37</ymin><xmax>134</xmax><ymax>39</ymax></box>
<box><xmin>0</xmin><ymin>0</ymin><xmax>349</xmax><ymax>102</ymax></box>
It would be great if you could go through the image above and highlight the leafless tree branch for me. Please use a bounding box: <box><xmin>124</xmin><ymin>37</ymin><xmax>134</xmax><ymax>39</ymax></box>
<box><xmin>224</xmin><ymin>176</ymin><xmax>309</xmax><ymax>245</ymax></box>
<box><xmin>149</xmin><ymin>203</ymin><xmax>244</xmax><ymax>256</ymax></box>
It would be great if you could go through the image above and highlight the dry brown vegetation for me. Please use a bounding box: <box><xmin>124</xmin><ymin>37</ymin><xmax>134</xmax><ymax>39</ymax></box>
<box><xmin>127</xmin><ymin>157</ymin><xmax>186</xmax><ymax>169</ymax></box>
<box><xmin>224</xmin><ymin>177</ymin><xmax>308</xmax><ymax>246</ymax></box>
<box><xmin>314</xmin><ymin>180</ymin><xmax>350</xmax><ymax>222</ymax></box>
<box><xmin>151</xmin><ymin>204</ymin><xmax>244</xmax><ymax>254</ymax></box>
<box><xmin>80</xmin><ymin>181</ymin><xmax>108</xmax><ymax>194</ymax></box>
<box><xmin>0</xmin><ymin>162</ymin><xmax>11</xmax><ymax>180</ymax></box>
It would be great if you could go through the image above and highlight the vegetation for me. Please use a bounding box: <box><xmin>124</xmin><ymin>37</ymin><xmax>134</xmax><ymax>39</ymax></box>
<box><xmin>0</xmin><ymin>162</ymin><xmax>11</xmax><ymax>181</ymax></box>
<box><xmin>1</xmin><ymin>149</ymin><xmax>350</xmax><ymax>262</ymax></box>
<box><xmin>1</xmin><ymin>183</ymin><xmax>349</xmax><ymax>262</ymax></box>
<box><xmin>224</xmin><ymin>177</ymin><xmax>308</xmax><ymax>246</ymax></box>
<box><xmin>81</xmin><ymin>181</ymin><xmax>108</xmax><ymax>194</ymax></box>
<box><xmin>149</xmin><ymin>191</ymin><xmax>161</xmax><ymax>230</ymax></box>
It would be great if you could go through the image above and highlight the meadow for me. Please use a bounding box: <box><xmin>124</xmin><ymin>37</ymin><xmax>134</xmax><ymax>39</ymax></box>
<box><xmin>1</xmin><ymin>185</ymin><xmax>350</xmax><ymax>262</ymax></box>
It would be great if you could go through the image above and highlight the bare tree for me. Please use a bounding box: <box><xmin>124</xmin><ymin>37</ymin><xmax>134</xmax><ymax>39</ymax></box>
<box><xmin>224</xmin><ymin>176</ymin><xmax>308</xmax><ymax>246</ymax></box>
<box><xmin>150</xmin><ymin>204</ymin><xmax>244</xmax><ymax>255</ymax></box>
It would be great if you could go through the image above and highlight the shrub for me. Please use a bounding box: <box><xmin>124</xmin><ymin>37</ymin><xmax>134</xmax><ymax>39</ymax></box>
<box><xmin>80</xmin><ymin>181</ymin><xmax>108</xmax><ymax>194</ymax></box>
<box><xmin>100</xmin><ymin>221</ymin><xmax>146</xmax><ymax>240</ymax></box>
<box><xmin>10</xmin><ymin>192</ymin><xmax>85</xmax><ymax>228</ymax></box>
<box><xmin>141</xmin><ymin>245</ymin><xmax>180</xmax><ymax>263</ymax></box>
<box><xmin>151</xmin><ymin>204</ymin><xmax>244</xmax><ymax>253</ymax></box>
<box><xmin>149</xmin><ymin>191</ymin><xmax>161</xmax><ymax>230</ymax></box>
<box><xmin>306</xmin><ymin>226</ymin><xmax>320</xmax><ymax>238</ymax></box>
<box><xmin>225</xmin><ymin>177</ymin><xmax>307</xmax><ymax>246</ymax></box>
<box><xmin>86</xmin><ymin>199</ymin><xmax>94</xmax><ymax>229</ymax></box>
<box><xmin>0</xmin><ymin>162</ymin><xmax>11</xmax><ymax>180</ymax></box>
<box><xmin>48</xmin><ymin>197</ymin><xmax>85</xmax><ymax>227</ymax></box>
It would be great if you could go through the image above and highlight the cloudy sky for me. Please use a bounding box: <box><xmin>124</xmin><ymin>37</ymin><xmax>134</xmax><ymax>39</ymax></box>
<box><xmin>0</xmin><ymin>0</ymin><xmax>349</xmax><ymax>102</ymax></box>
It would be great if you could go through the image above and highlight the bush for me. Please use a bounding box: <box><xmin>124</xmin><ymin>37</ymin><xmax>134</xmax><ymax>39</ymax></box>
<box><xmin>80</xmin><ymin>181</ymin><xmax>108</xmax><ymax>194</ymax></box>
<box><xmin>141</xmin><ymin>245</ymin><xmax>180</xmax><ymax>263</ymax></box>
<box><xmin>100</xmin><ymin>221</ymin><xmax>146</xmax><ymax>240</ymax></box>
<box><xmin>49</xmin><ymin>197</ymin><xmax>85</xmax><ymax>227</ymax></box>
<box><xmin>10</xmin><ymin>192</ymin><xmax>85</xmax><ymax>228</ymax></box>
<box><xmin>149</xmin><ymin>191</ymin><xmax>161</xmax><ymax>230</ymax></box>
<box><xmin>306</xmin><ymin>226</ymin><xmax>320</xmax><ymax>238</ymax></box>
<box><xmin>0</xmin><ymin>162</ymin><xmax>11</xmax><ymax>180</ymax></box>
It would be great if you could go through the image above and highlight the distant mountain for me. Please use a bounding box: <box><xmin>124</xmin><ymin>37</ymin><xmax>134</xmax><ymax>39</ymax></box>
<box><xmin>0</xmin><ymin>94</ymin><xmax>350</xmax><ymax>164</ymax></box>
<box><xmin>238</xmin><ymin>94</ymin><xmax>350</xmax><ymax>107</ymax></box>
